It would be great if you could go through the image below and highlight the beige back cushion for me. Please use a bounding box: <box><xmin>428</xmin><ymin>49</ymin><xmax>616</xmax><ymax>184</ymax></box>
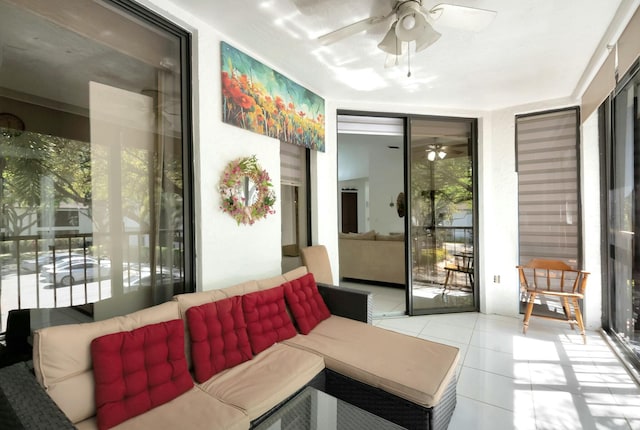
<box><xmin>255</xmin><ymin>267</ymin><xmax>308</xmax><ymax>289</ymax></box>
<box><xmin>33</xmin><ymin>301</ymin><xmax>181</xmax><ymax>424</ymax></box>
<box><xmin>300</xmin><ymin>246</ymin><xmax>333</xmax><ymax>284</ymax></box>
<box><xmin>283</xmin><ymin>266</ymin><xmax>308</xmax><ymax>281</ymax></box>
<box><xmin>173</xmin><ymin>267</ymin><xmax>307</xmax><ymax>319</ymax></box>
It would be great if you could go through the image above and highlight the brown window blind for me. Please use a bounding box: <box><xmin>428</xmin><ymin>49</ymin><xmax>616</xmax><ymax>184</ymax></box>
<box><xmin>516</xmin><ymin>107</ymin><xmax>581</xmax><ymax>267</ymax></box>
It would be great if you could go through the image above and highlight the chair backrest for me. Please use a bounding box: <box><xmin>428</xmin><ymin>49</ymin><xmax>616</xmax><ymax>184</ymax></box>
<box><xmin>5</xmin><ymin>308</ymin><xmax>31</xmax><ymax>354</ymax></box>
<box><xmin>300</xmin><ymin>245</ymin><xmax>334</xmax><ymax>285</ymax></box>
<box><xmin>517</xmin><ymin>259</ymin><xmax>589</xmax><ymax>295</ymax></box>
<box><xmin>455</xmin><ymin>253</ymin><xmax>473</xmax><ymax>270</ymax></box>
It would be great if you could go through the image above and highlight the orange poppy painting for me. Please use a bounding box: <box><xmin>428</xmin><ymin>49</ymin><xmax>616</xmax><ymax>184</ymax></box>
<box><xmin>221</xmin><ymin>42</ymin><xmax>325</xmax><ymax>152</ymax></box>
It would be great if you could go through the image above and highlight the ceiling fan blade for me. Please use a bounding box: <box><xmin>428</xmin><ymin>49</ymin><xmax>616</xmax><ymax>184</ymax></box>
<box><xmin>318</xmin><ymin>12</ymin><xmax>393</xmax><ymax>45</ymax></box>
<box><xmin>428</xmin><ymin>3</ymin><xmax>496</xmax><ymax>32</ymax></box>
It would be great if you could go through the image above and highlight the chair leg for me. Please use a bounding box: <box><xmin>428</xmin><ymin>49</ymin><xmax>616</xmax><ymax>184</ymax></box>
<box><xmin>561</xmin><ymin>297</ymin><xmax>574</xmax><ymax>330</ymax></box>
<box><xmin>443</xmin><ymin>270</ymin><xmax>451</xmax><ymax>293</ymax></box>
<box><xmin>523</xmin><ymin>292</ymin><xmax>536</xmax><ymax>335</ymax></box>
<box><xmin>572</xmin><ymin>297</ymin><xmax>586</xmax><ymax>344</ymax></box>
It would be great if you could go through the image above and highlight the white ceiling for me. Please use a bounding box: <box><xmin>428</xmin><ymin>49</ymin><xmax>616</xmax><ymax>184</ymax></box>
<box><xmin>171</xmin><ymin>0</ymin><xmax>637</xmax><ymax>111</ymax></box>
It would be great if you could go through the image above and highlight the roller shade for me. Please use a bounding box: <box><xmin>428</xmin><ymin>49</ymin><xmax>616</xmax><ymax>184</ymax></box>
<box><xmin>280</xmin><ymin>142</ymin><xmax>304</xmax><ymax>186</ymax></box>
<box><xmin>617</xmin><ymin>6</ymin><xmax>640</xmax><ymax>80</ymax></box>
<box><xmin>580</xmin><ymin>5</ymin><xmax>640</xmax><ymax>122</ymax></box>
<box><xmin>516</xmin><ymin>108</ymin><xmax>581</xmax><ymax>267</ymax></box>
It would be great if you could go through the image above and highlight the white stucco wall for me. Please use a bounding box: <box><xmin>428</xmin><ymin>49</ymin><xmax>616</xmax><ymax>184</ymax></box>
<box><xmin>138</xmin><ymin>0</ymin><xmax>603</xmax><ymax>328</ymax></box>
<box><xmin>581</xmin><ymin>110</ymin><xmax>603</xmax><ymax>330</ymax></box>
<box><xmin>311</xmin><ymin>100</ymin><xmax>339</xmax><ymax>283</ymax></box>
<box><xmin>137</xmin><ymin>0</ymin><xmax>284</xmax><ymax>289</ymax></box>
<box><xmin>480</xmin><ymin>99</ymin><xmax>602</xmax><ymax>328</ymax></box>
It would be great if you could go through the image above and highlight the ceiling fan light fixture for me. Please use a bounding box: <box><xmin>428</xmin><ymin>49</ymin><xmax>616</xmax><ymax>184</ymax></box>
<box><xmin>384</xmin><ymin>52</ymin><xmax>404</xmax><ymax>68</ymax></box>
<box><xmin>414</xmin><ymin>23</ymin><xmax>441</xmax><ymax>52</ymax></box>
<box><xmin>395</xmin><ymin>1</ymin><xmax>427</xmax><ymax>41</ymax></box>
<box><xmin>378</xmin><ymin>23</ymin><xmax>404</xmax><ymax>55</ymax></box>
<box><xmin>401</xmin><ymin>14</ymin><xmax>416</xmax><ymax>30</ymax></box>
<box><xmin>427</xmin><ymin>144</ymin><xmax>447</xmax><ymax>161</ymax></box>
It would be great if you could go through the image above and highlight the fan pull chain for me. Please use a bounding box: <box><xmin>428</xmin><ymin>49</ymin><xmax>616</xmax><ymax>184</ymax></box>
<box><xmin>407</xmin><ymin>45</ymin><xmax>412</xmax><ymax>77</ymax></box>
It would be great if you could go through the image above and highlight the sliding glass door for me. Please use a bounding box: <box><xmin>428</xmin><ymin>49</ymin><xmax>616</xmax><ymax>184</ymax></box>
<box><xmin>605</xmin><ymin>62</ymin><xmax>640</xmax><ymax>366</ymax></box>
<box><xmin>408</xmin><ymin>117</ymin><xmax>477</xmax><ymax>314</ymax></box>
<box><xmin>0</xmin><ymin>0</ymin><xmax>192</xmax><ymax>329</ymax></box>
<box><xmin>335</xmin><ymin>112</ymin><xmax>477</xmax><ymax>316</ymax></box>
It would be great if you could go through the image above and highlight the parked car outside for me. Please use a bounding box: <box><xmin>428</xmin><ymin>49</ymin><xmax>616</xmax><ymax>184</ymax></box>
<box><xmin>20</xmin><ymin>253</ymin><xmax>85</xmax><ymax>273</ymax></box>
<box><xmin>123</xmin><ymin>269</ymin><xmax>181</xmax><ymax>291</ymax></box>
<box><xmin>40</xmin><ymin>257</ymin><xmax>111</xmax><ymax>286</ymax></box>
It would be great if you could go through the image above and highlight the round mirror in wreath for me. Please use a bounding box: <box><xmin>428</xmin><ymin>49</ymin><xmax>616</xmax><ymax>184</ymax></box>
<box><xmin>219</xmin><ymin>155</ymin><xmax>276</xmax><ymax>225</ymax></box>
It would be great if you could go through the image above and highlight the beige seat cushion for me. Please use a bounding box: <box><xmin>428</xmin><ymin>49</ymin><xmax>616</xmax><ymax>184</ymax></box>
<box><xmin>75</xmin><ymin>386</ymin><xmax>249</xmax><ymax>430</ymax></box>
<box><xmin>283</xmin><ymin>316</ymin><xmax>459</xmax><ymax>407</ymax></box>
<box><xmin>198</xmin><ymin>343</ymin><xmax>324</xmax><ymax>420</ymax></box>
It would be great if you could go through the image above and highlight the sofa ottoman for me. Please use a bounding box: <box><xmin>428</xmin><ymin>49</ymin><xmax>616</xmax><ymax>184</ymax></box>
<box><xmin>284</xmin><ymin>315</ymin><xmax>459</xmax><ymax>429</ymax></box>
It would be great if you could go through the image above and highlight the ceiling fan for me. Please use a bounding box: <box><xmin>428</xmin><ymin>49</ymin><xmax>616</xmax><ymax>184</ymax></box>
<box><xmin>318</xmin><ymin>1</ymin><xmax>496</xmax><ymax>67</ymax></box>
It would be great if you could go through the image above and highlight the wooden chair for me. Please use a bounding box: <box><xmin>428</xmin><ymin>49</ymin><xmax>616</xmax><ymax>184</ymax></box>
<box><xmin>517</xmin><ymin>259</ymin><xmax>590</xmax><ymax>343</ymax></box>
<box><xmin>443</xmin><ymin>252</ymin><xmax>474</xmax><ymax>292</ymax></box>
<box><xmin>300</xmin><ymin>245</ymin><xmax>334</xmax><ymax>285</ymax></box>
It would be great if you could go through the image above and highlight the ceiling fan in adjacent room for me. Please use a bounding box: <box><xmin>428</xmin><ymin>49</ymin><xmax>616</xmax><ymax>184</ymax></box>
<box><xmin>318</xmin><ymin>0</ymin><xmax>496</xmax><ymax>72</ymax></box>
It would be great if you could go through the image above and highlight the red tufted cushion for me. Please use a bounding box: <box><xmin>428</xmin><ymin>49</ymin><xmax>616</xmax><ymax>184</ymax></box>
<box><xmin>284</xmin><ymin>273</ymin><xmax>331</xmax><ymax>334</ymax></box>
<box><xmin>242</xmin><ymin>286</ymin><xmax>297</xmax><ymax>354</ymax></box>
<box><xmin>91</xmin><ymin>319</ymin><xmax>193</xmax><ymax>430</ymax></box>
<box><xmin>186</xmin><ymin>296</ymin><xmax>253</xmax><ymax>383</ymax></box>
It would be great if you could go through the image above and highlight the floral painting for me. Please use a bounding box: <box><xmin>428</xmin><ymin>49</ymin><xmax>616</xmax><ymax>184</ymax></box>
<box><xmin>221</xmin><ymin>41</ymin><xmax>325</xmax><ymax>152</ymax></box>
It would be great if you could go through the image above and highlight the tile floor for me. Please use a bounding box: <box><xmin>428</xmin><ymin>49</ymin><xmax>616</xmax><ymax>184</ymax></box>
<box><xmin>345</xmin><ymin>282</ymin><xmax>640</xmax><ymax>430</ymax></box>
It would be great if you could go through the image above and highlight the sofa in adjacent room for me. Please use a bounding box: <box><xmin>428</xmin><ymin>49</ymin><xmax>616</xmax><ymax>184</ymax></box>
<box><xmin>339</xmin><ymin>231</ymin><xmax>406</xmax><ymax>285</ymax></box>
<box><xmin>16</xmin><ymin>265</ymin><xmax>458</xmax><ymax>430</ymax></box>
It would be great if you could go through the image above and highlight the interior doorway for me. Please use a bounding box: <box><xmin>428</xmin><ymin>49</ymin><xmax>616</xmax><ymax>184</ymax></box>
<box><xmin>337</xmin><ymin>114</ymin><xmax>406</xmax><ymax>317</ymax></box>
<box><xmin>280</xmin><ymin>143</ymin><xmax>308</xmax><ymax>273</ymax></box>
<box><xmin>341</xmin><ymin>192</ymin><xmax>358</xmax><ymax>233</ymax></box>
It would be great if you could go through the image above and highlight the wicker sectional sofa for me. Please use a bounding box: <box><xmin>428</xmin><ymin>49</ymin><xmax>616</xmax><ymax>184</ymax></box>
<box><xmin>19</xmin><ymin>266</ymin><xmax>459</xmax><ymax>429</ymax></box>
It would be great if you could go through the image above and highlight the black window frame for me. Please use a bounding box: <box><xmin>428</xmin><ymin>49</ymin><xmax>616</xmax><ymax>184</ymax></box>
<box><xmin>109</xmin><ymin>0</ymin><xmax>195</xmax><ymax>295</ymax></box>
<box><xmin>601</xmin><ymin>57</ymin><xmax>640</xmax><ymax>373</ymax></box>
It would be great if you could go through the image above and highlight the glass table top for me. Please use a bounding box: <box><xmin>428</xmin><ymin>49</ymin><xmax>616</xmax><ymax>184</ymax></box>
<box><xmin>252</xmin><ymin>386</ymin><xmax>406</xmax><ymax>430</ymax></box>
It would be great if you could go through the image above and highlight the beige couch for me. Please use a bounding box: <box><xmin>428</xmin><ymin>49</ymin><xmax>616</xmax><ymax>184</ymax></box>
<box><xmin>32</xmin><ymin>266</ymin><xmax>458</xmax><ymax>429</ymax></box>
<box><xmin>339</xmin><ymin>231</ymin><xmax>405</xmax><ymax>285</ymax></box>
